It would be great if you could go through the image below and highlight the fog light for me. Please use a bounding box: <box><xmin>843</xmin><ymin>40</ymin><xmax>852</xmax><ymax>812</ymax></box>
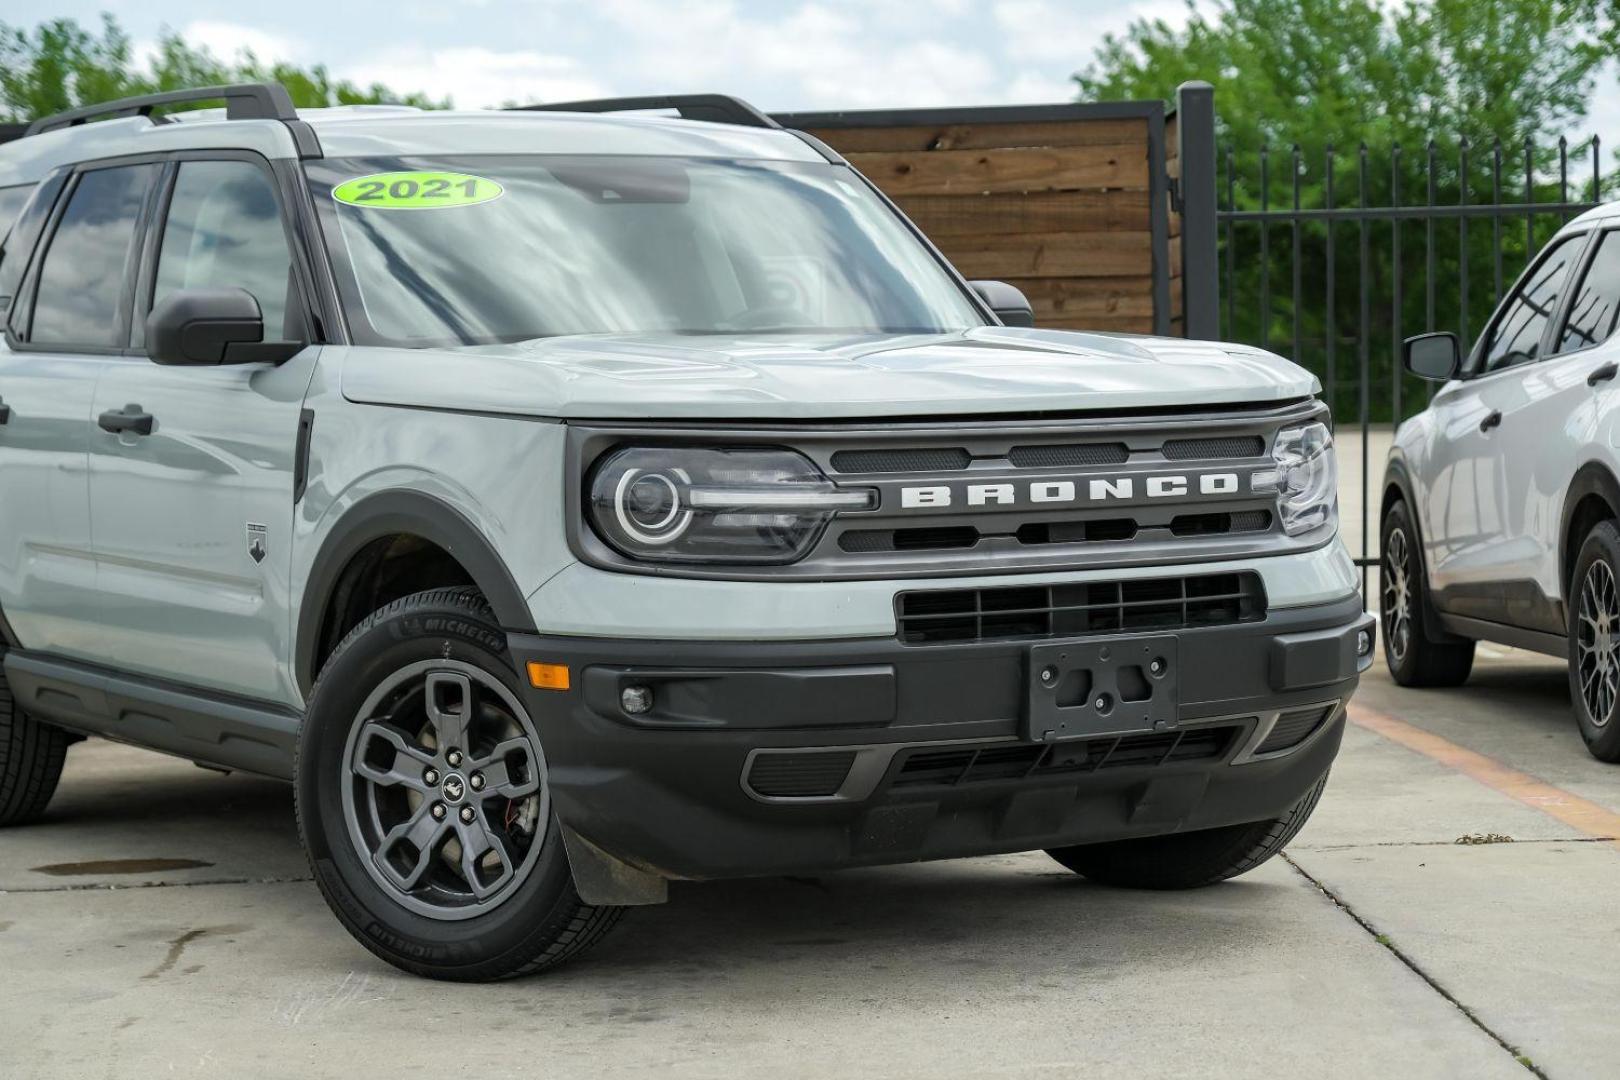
<box><xmin>1356</xmin><ymin>629</ymin><xmax>1373</xmax><ymax>657</ymax></box>
<box><xmin>621</xmin><ymin>685</ymin><xmax>654</xmax><ymax>715</ymax></box>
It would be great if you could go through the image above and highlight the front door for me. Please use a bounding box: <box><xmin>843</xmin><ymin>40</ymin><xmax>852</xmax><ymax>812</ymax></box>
<box><xmin>1422</xmin><ymin>231</ymin><xmax>1590</xmax><ymax>618</ymax></box>
<box><xmin>88</xmin><ymin>157</ymin><xmax>317</xmax><ymax>706</ymax></box>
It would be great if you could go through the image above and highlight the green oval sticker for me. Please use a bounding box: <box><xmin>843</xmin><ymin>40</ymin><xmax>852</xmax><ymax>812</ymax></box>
<box><xmin>332</xmin><ymin>171</ymin><xmax>504</xmax><ymax>209</ymax></box>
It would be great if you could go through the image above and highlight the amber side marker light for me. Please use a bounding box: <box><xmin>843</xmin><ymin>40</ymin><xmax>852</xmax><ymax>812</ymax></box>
<box><xmin>527</xmin><ymin>662</ymin><xmax>571</xmax><ymax>690</ymax></box>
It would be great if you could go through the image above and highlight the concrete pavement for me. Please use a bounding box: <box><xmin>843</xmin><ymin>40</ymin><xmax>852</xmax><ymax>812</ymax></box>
<box><xmin>4</xmin><ymin>649</ymin><xmax>1619</xmax><ymax>1079</ymax></box>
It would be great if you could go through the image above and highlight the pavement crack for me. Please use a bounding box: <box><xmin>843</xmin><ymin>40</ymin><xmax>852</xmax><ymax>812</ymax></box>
<box><xmin>1296</xmin><ymin>836</ymin><xmax>1616</xmax><ymax>852</ymax></box>
<box><xmin>143</xmin><ymin>928</ymin><xmax>208</xmax><ymax>980</ymax></box>
<box><xmin>0</xmin><ymin>874</ymin><xmax>313</xmax><ymax>895</ymax></box>
<box><xmin>1283</xmin><ymin>853</ymin><xmax>1550</xmax><ymax>1079</ymax></box>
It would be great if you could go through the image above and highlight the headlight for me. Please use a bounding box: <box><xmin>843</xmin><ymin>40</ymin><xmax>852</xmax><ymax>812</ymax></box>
<box><xmin>587</xmin><ymin>446</ymin><xmax>875</xmax><ymax>564</ymax></box>
<box><xmin>1252</xmin><ymin>422</ymin><xmax>1336</xmax><ymax>536</ymax></box>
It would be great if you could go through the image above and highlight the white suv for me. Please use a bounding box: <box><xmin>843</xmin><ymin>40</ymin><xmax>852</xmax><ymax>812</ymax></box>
<box><xmin>1383</xmin><ymin>202</ymin><xmax>1620</xmax><ymax>760</ymax></box>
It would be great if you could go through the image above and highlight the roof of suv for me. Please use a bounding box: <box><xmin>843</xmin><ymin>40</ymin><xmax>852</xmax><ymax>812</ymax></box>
<box><xmin>1562</xmin><ymin>201</ymin><xmax>1620</xmax><ymax>231</ymax></box>
<box><xmin>0</xmin><ymin>103</ymin><xmax>826</xmax><ymax>189</ymax></box>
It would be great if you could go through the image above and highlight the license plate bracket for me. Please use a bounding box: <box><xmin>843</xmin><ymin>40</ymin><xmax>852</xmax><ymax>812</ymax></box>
<box><xmin>1024</xmin><ymin>635</ymin><xmax>1180</xmax><ymax>742</ymax></box>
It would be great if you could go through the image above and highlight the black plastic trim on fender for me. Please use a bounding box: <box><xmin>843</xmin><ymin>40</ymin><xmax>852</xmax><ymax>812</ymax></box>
<box><xmin>1560</xmin><ymin>462</ymin><xmax>1620</xmax><ymax>593</ymax></box>
<box><xmin>1380</xmin><ymin>459</ymin><xmax>1471</xmax><ymax>645</ymax></box>
<box><xmin>292</xmin><ymin>408</ymin><xmax>314</xmax><ymax>503</ymax></box>
<box><xmin>2</xmin><ymin>650</ymin><xmax>300</xmax><ymax>780</ymax></box>
<box><xmin>295</xmin><ymin>490</ymin><xmax>537</xmax><ymax>695</ymax></box>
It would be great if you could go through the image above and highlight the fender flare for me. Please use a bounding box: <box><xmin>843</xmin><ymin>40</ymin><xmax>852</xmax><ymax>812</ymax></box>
<box><xmin>1379</xmin><ymin>458</ymin><xmax>1464</xmax><ymax>643</ymax></box>
<box><xmin>295</xmin><ymin>490</ymin><xmax>536</xmax><ymax>695</ymax></box>
<box><xmin>1559</xmin><ymin>461</ymin><xmax>1620</xmax><ymax>594</ymax></box>
<box><xmin>1380</xmin><ymin>457</ymin><xmax>1414</xmax><ymax>525</ymax></box>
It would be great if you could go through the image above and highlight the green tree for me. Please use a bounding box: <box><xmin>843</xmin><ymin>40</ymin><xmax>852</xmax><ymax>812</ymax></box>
<box><xmin>1077</xmin><ymin>0</ymin><xmax>1604</xmax><ymax>164</ymax></box>
<box><xmin>0</xmin><ymin>14</ymin><xmax>446</xmax><ymax>122</ymax></box>
<box><xmin>1076</xmin><ymin>0</ymin><xmax>1614</xmax><ymax>422</ymax></box>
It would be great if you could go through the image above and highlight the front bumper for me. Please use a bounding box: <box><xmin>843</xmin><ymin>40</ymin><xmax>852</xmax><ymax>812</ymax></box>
<box><xmin>512</xmin><ymin>594</ymin><xmax>1374</xmax><ymax>881</ymax></box>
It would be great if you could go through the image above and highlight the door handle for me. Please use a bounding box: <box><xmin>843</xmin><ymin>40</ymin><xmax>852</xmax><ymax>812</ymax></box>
<box><xmin>0</xmin><ymin>396</ymin><xmax>9</xmax><ymax>425</ymax></box>
<box><xmin>1589</xmin><ymin>362</ymin><xmax>1619</xmax><ymax>387</ymax></box>
<box><xmin>1479</xmin><ymin>410</ymin><xmax>1503</xmax><ymax>433</ymax></box>
<box><xmin>98</xmin><ymin>403</ymin><xmax>154</xmax><ymax>436</ymax></box>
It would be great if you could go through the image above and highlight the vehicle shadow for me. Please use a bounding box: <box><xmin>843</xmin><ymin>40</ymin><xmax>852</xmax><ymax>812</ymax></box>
<box><xmin>26</xmin><ymin>741</ymin><xmax>1300</xmax><ymax>994</ymax></box>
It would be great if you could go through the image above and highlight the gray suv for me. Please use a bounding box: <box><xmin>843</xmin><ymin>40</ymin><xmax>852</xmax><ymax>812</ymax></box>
<box><xmin>0</xmin><ymin>84</ymin><xmax>1373</xmax><ymax>980</ymax></box>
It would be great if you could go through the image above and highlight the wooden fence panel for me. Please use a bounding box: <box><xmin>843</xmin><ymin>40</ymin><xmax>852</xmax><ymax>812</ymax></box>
<box><xmin>779</xmin><ymin>102</ymin><xmax>1170</xmax><ymax>336</ymax></box>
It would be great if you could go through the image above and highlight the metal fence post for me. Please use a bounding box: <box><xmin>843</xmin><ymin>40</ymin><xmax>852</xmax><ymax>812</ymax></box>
<box><xmin>1176</xmin><ymin>81</ymin><xmax>1220</xmax><ymax>339</ymax></box>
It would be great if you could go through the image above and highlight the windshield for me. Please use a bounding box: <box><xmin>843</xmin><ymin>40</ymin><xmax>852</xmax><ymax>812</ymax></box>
<box><xmin>307</xmin><ymin>155</ymin><xmax>985</xmax><ymax>347</ymax></box>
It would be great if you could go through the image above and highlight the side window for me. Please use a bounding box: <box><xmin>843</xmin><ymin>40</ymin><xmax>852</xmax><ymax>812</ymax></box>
<box><xmin>0</xmin><ymin>174</ymin><xmax>62</xmax><ymax>321</ymax></box>
<box><xmin>0</xmin><ymin>183</ymin><xmax>35</xmax><ymax>243</ymax></box>
<box><xmin>154</xmin><ymin>161</ymin><xmax>296</xmax><ymax>339</ymax></box>
<box><xmin>28</xmin><ymin>164</ymin><xmax>157</xmax><ymax>347</ymax></box>
<box><xmin>1476</xmin><ymin>235</ymin><xmax>1584</xmax><ymax>374</ymax></box>
<box><xmin>1557</xmin><ymin>231</ymin><xmax>1620</xmax><ymax>354</ymax></box>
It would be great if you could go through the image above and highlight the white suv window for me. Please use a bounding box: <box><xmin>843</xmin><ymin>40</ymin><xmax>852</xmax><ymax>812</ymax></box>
<box><xmin>1557</xmin><ymin>230</ymin><xmax>1620</xmax><ymax>354</ymax></box>
<box><xmin>1476</xmin><ymin>234</ymin><xmax>1585</xmax><ymax>374</ymax></box>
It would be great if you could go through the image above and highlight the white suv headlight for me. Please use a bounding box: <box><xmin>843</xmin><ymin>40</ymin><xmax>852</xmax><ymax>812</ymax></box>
<box><xmin>1252</xmin><ymin>422</ymin><xmax>1336</xmax><ymax>536</ymax></box>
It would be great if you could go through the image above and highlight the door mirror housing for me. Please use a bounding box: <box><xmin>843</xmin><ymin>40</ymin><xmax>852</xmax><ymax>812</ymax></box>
<box><xmin>1403</xmin><ymin>332</ymin><xmax>1460</xmax><ymax>381</ymax></box>
<box><xmin>146</xmin><ymin>287</ymin><xmax>303</xmax><ymax>366</ymax></box>
<box><xmin>969</xmin><ymin>280</ymin><xmax>1035</xmax><ymax>328</ymax></box>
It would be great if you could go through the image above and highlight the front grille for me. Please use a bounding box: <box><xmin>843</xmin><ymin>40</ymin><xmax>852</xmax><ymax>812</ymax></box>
<box><xmin>1255</xmin><ymin>704</ymin><xmax>1337</xmax><ymax>754</ymax></box>
<box><xmin>746</xmin><ymin>751</ymin><xmax>857</xmax><ymax>797</ymax></box>
<box><xmin>830</xmin><ymin>447</ymin><xmax>971</xmax><ymax>473</ymax></box>
<box><xmin>890</xmin><ymin>725</ymin><xmax>1241</xmax><ymax>788</ymax></box>
<box><xmin>838</xmin><ymin>511</ymin><xmax>1273</xmax><ymax>555</ymax></box>
<box><xmin>840</xmin><ymin>517</ymin><xmax>1143</xmax><ymax>553</ymax></box>
<box><xmin>1007</xmin><ymin>442</ymin><xmax>1130</xmax><ymax>468</ymax></box>
<box><xmin>840</xmin><ymin>526</ymin><xmax>979</xmax><ymax>553</ymax></box>
<box><xmin>1014</xmin><ymin>518</ymin><xmax>1137</xmax><ymax>545</ymax></box>
<box><xmin>1162</xmin><ymin>435</ymin><xmax>1266</xmax><ymax>459</ymax></box>
<box><xmin>895</xmin><ymin>571</ymin><xmax>1266</xmax><ymax>645</ymax></box>
<box><xmin>573</xmin><ymin>401</ymin><xmax>1324</xmax><ymax>580</ymax></box>
<box><xmin>1168</xmin><ymin>509</ymin><xmax>1271</xmax><ymax>536</ymax></box>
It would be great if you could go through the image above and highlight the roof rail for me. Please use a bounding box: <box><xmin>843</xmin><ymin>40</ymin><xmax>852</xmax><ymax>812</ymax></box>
<box><xmin>513</xmin><ymin>94</ymin><xmax>781</xmax><ymax>130</ymax></box>
<box><xmin>23</xmin><ymin>83</ymin><xmax>321</xmax><ymax>158</ymax></box>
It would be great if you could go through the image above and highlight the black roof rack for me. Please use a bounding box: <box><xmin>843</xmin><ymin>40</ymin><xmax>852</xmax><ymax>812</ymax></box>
<box><xmin>513</xmin><ymin>94</ymin><xmax>781</xmax><ymax>130</ymax></box>
<box><xmin>0</xmin><ymin>123</ymin><xmax>28</xmax><ymax>147</ymax></box>
<box><xmin>22</xmin><ymin>82</ymin><xmax>321</xmax><ymax>157</ymax></box>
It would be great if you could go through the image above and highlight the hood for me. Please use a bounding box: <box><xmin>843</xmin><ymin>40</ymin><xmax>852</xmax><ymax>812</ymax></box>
<box><xmin>337</xmin><ymin>327</ymin><xmax>1318</xmax><ymax>421</ymax></box>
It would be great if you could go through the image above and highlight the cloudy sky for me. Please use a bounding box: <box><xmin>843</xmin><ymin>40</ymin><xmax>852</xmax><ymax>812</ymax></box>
<box><xmin>4</xmin><ymin>0</ymin><xmax>1190</xmax><ymax>111</ymax></box>
<box><xmin>7</xmin><ymin>0</ymin><xmax>1616</xmax><ymax>146</ymax></box>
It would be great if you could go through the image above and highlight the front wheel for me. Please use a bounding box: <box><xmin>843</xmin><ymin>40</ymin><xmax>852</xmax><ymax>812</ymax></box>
<box><xmin>296</xmin><ymin>588</ymin><xmax>624</xmax><ymax>980</ymax></box>
<box><xmin>1381</xmin><ymin>500</ymin><xmax>1473</xmax><ymax>687</ymax></box>
<box><xmin>1568</xmin><ymin>522</ymin><xmax>1620</xmax><ymax>762</ymax></box>
<box><xmin>1046</xmin><ymin>771</ymin><xmax>1329</xmax><ymax>889</ymax></box>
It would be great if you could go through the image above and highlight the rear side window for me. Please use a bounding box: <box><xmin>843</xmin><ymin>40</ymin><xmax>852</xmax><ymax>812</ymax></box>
<box><xmin>0</xmin><ymin>177</ymin><xmax>58</xmax><ymax>321</ymax></box>
<box><xmin>0</xmin><ymin>183</ymin><xmax>34</xmax><ymax>241</ymax></box>
<box><xmin>27</xmin><ymin>164</ymin><xmax>157</xmax><ymax>348</ymax></box>
<box><xmin>1558</xmin><ymin>231</ymin><xmax>1620</xmax><ymax>354</ymax></box>
<box><xmin>153</xmin><ymin>160</ymin><xmax>296</xmax><ymax>339</ymax></box>
<box><xmin>1477</xmin><ymin>234</ymin><xmax>1584</xmax><ymax>374</ymax></box>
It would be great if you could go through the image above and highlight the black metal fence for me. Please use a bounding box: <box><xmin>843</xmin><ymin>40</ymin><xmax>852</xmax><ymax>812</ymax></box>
<box><xmin>1207</xmin><ymin>130</ymin><xmax>1610</xmax><ymax>578</ymax></box>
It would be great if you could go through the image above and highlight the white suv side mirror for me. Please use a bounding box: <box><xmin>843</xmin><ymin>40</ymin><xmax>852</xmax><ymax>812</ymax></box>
<box><xmin>1403</xmin><ymin>332</ymin><xmax>1460</xmax><ymax>381</ymax></box>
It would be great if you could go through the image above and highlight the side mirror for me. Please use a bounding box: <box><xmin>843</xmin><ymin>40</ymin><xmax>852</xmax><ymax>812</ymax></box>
<box><xmin>969</xmin><ymin>280</ymin><xmax>1035</xmax><ymax>328</ymax></box>
<box><xmin>1403</xmin><ymin>332</ymin><xmax>1460</xmax><ymax>382</ymax></box>
<box><xmin>146</xmin><ymin>287</ymin><xmax>302</xmax><ymax>366</ymax></box>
